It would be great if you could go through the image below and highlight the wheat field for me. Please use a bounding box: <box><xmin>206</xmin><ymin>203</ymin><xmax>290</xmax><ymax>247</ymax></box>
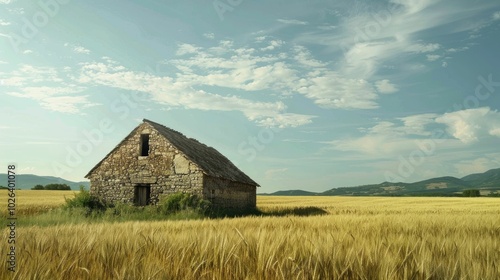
<box><xmin>0</xmin><ymin>190</ymin><xmax>71</xmax><ymax>216</ymax></box>
<box><xmin>1</xmin><ymin>191</ymin><xmax>499</xmax><ymax>279</ymax></box>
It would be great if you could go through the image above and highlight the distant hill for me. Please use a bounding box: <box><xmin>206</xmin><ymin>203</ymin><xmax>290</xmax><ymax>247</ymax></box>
<box><xmin>263</xmin><ymin>168</ymin><xmax>500</xmax><ymax>197</ymax></box>
<box><xmin>461</xmin><ymin>168</ymin><xmax>500</xmax><ymax>188</ymax></box>
<box><xmin>260</xmin><ymin>190</ymin><xmax>319</xmax><ymax>196</ymax></box>
<box><xmin>0</xmin><ymin>174</ymin><xmax>89</xmax><ymax>190</ymax></box>
<box><xmin>3</xmin><ymin>168</ymin><xmax>500</xmax><ymax>195</ymax></box>
<box><xmin>325</xmin><ymin>176</ymin><xmax>474</xmax><ymax>196</ymax></box>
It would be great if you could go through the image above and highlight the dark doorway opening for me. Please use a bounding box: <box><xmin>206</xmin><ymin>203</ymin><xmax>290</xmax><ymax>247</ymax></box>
<box><xmin>140</xmin><ymin>134</ymin><xmax>150</xmax><ymax>156</ymax></box>
<box><xmin>134</xmin><ymin>184</ymin><xmax>151</xmax><ymax>206</ymax></box>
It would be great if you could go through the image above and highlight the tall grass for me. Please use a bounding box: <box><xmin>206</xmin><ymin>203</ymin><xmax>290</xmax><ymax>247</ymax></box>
<box><xmin>1</xmin><ymin>195</ymin><xmax>499</xmax><ymax>279</ymax></box>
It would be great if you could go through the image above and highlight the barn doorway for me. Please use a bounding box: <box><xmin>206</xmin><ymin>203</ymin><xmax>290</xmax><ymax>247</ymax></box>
<box><xmin>134</xmin><ymin>184</ymin><xmax>151</xmax><ymax>206</ymax></box>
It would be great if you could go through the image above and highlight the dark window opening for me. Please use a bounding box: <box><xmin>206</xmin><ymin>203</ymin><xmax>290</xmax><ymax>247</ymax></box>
<box><xmin>134</xmin><ymin>184</ymin><xmax>151</xmax><ymax>206</ymax></box>
<box><xmin>140</xmin><ymin>134</ymin><xmax>150</xmax><ymax>156</ymax></box>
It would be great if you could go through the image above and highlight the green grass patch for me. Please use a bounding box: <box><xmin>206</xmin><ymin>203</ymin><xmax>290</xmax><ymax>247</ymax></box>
<box><xmin>18</xmin><ymin>190</ymin><xmax>328</xmax><ymax>227</ymax></box>
<box><xmin>19</xmin><ymin>190</ymin><xmax>211</xmax><ymax>226</ymax></box>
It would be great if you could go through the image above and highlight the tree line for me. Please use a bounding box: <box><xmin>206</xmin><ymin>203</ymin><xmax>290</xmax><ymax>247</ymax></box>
<box><xmin>31</xmin><ymin>184</ymin><xmax>72</xmax><ymax>190</ymax></box>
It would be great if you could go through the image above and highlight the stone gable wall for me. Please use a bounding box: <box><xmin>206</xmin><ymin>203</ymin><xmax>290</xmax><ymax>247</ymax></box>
<box><xmin>88</xmin><ymin>123</ymin><xmax>204</xmax><ymax>205</ymax></box>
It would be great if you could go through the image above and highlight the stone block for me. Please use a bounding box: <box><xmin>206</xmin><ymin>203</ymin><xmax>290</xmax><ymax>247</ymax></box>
<box><xmin>131</xmin><ymin>176</ymin><xmax>157</xmax><ymax>184</ymax></box>
<box><xmin>174</xmin><ymin>154</ymin><xmax>190</xmax><ymax>174</ymax></box>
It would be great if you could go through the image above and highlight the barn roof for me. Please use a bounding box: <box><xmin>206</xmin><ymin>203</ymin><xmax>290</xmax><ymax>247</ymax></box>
<box><xmin>85</xmin><ymin>119</ymin><xmax>259</xmax><ymax>186</ymax></box>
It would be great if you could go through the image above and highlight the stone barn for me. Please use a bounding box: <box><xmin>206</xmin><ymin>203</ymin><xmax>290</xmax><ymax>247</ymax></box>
<box><xmin>85</xmin><ymin>119</ymin><xmax>259</xmax><ymax>209</ymax></box>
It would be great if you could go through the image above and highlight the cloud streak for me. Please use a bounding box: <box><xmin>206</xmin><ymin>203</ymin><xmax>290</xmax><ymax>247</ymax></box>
<box><xmin>169</xmin><ymin>40</ymin><xmax>396</xmax><ymax>110</ymax></box>
<box><xmin>2</xmin><ymin>65</ymin><xmax>95</xmax><ymax>113</ymax></box>
<box><xmin>436</xmin><ymin>107</ymin><xmax>500</xmax><ymax>144</ymax></box>
<box><xmin>329</xmin><ymin>107</ymin><xmax>500</xmax><ymax>158</ymax></box>
<box><xmin>277</xmin><ymin>19</ymin><xmax>308</xmax><ymax>25</ymax></box>
<box><xmin>75</xmin><ymin>57</ymin><xmax>315</xmax><ymax>128</ymax></box>
<box><xmin>295</xmin><ymin>0</ymin><xmax>497</xmax><ymax>81</ymax></box>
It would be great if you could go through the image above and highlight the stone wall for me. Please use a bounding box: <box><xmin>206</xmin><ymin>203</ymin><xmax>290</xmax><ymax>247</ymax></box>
<box><xmin>88</xmin><ymin>122</ymin><xmax>204</xmax><ymax>205</ymax></box>
<box><xmin>203</xmin><ymin>176</ymin><xmax>257</xmax><ymax>209</ymax></box>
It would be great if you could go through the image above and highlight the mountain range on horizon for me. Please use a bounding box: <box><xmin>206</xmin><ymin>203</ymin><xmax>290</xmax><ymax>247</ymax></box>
<box><xmin>260</xmin><ymin>168</ymin><xmax>500</xmax><ymax>196</ymax></box>
<box><xmin>1</xmin><ymin>168</ymin><xmax>499</xmax><ymax>196</ymax></box>
<box><xmin>0</xmin><ymin>174</ymin><xmax>89</xmax><ymax>190</ymax></box>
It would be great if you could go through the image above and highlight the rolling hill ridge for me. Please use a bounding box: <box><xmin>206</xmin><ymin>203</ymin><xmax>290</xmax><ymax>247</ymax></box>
<box><xmin>262</xmin><ymin>168</ymin><xmax>500</xmax><ymax>196</ymax></box>
<box><xmin>2</xmin><ymin>168</ymin><xmax>499</xmax><ymax>195</ymax></box>
<box><xmin>0</xmin><ymin>174</ymin><xmax>89</xmax><ymax>190</ymax></box>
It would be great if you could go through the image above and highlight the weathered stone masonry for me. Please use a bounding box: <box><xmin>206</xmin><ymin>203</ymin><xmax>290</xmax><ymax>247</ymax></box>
<box><xmin>86</xmin><ymin>119</ymin><xmax>259</xmax><ymax>209</ymax></box>
<box><xmin>203</xmin><ymin>177</ymin><xmax>256</xmax><ymax>209</ymax></box>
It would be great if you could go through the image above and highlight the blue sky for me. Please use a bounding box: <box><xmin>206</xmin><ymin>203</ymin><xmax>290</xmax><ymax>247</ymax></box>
<box><xmin>1</xmin><ymin>0</ymin><xmax>500</xmax><ymax>192</ymax></box>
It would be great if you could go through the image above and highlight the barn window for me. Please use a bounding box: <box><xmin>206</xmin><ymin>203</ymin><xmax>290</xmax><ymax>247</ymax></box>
<box><xmin>134</xmin><ymin>184</ymin><xmax>151</xmax><ymax>206</ymax></box>
<box><xmin>140</xmin><ymin>134</ymin><xmax>150</xmax><ymax>156</ymax></box>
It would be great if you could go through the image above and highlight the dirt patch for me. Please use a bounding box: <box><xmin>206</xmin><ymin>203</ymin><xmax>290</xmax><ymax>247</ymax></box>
<box><xmin>382</xmin><ymin>186</ymin><xmax>403</xmax><ymax>191</ymax></box>
<box><xmin>426</xmin><ymin>183</ymin><xmax>447</xmax><ymax>189</ymax></box>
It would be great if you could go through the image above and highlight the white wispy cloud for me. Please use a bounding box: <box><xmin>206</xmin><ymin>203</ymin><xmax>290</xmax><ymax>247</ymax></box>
<box><xmin>74</xmin><ymin>46</ymin><xmax>90</xmax><ymax>54</ymax></box>
<box><xmin>0</xmin><ymin>65</ymin><xmax>62</xmax><ymax>86</ymax></box>
<box><xmin>3</xmin><ymin>65</ymin><xmax>95</xmax><ymax>113</ymax></box>
<box><xmin>256</xmin><ymin>114</ymin><xmax>316</xmax><ymax>128</ymax></box>
<box><xmin>8</xmin><ymin>86</ymin><xmax>94</xmax><ymax>114</ymax></box>
<box><xmin>446</xmin><ymin>47</ymin><xmax>469</xmax><ymax>53</ymax></box>
<box><xmin>494</xmin><ymin>11</ymin><xmax>500</xmax><ymax>20</ymax></box>
<box><xmin>277</xmin><ymin>19</ymin><xmax>308</xmax><ymax>25</ymax></box>
<box><xmin>375</xmin><ymin>79</ymin><xmax>398</xmax><ymax>94</ymax></box>
<box><xmin>292</xmin><ymin>45</ymin><xmax>327</xmax><ymax>68</ymax></box>
<box><xmin>317</xmin><ymin>25</ymin><xmax>336</xmax><ymax>30</ymax></box>
<box><xmin>296</xmin><ymin>1</ymin><xmax>495</xmax><ymax>81</ymax></box>
<box><xmin>0</xmin><ymin>19</ymin><xmax>10</xmax><ymax>25</ymax></box>
<box><xmin>362</xmin><ymin>113</ymin><xmax>438</xmax><ymax>137</ymax></box>
<box><xmin>329</xmin><ymin>133</ymin><xmax>422</xmax><ymax>158</ymax></box>
<box><xmin>203</xmin><ymin>33</ymin><xmax>215</xmax><ymax>39</ymax></box>
<box><xmin>75</xmin><ymin>57</ymin><xmax>315</xmax><ymax>128</ymax></box>
<box><xmin>390</xmin><ymin>0</ymin><xmax>435</xmax><ymax>15</ymax></box>
<box><xmin>454</xmin><ymin>156</ymin><xmax>500</xmax><ymax>176</ymax></box>
<box><xmin>170</xmin><ymin>40</ymin><xmax>395</xmax><ymax>110</ymax></box>
<box><xmin>426</xmin><ymin>54</ymin><xmax>441</xmax><ymax>61</ymax></box>
<box><xmin>397</xmin><ymin>114</ymin><xmax>439</xmax><ymax>136</ymax></box>
<box><xmin>264</xmin><ymin>168</ymin><xmax>288</xmax><ymax>179</ymax></box>
<box><xmin>1</xmin><ymin>76</ymin><xmax>24</xmax><ymax>86</ymax></box>
<box><xmin>39</xmin><ymin>95</ymin><xmax>95</xmax><ymax>113</ymax></box>
<box><xmin>0</xmin><ymin>0</ymin><xmax>12</xmax><ymax>4</ymax></box>
<box><xmin>176</xmin><ymin>43</ymin><xmax>201</xmax><ymax>55</ymax></box>
<box><xmin>332</xmin><ymin>107</ymin><xmax>500</xmax><ymax>156</ymax></box>
<box><xmin>261</xmin><ymin>40</ymin><xmax>284</xmax><ymax>51</ymax></box>
<box><xmin>435</xmin><ymin>107</ymin><xmax>500</xmax><ymax>144</ymax></box>
<box><xmin>9</xmin><ymin>86</ymin><xmax>81</xmax><ymax>97</ymax></box>
<box><xmin>171</xmin><ymin>44</ymin><xmax>289</xmax><ymax>92</ymax></box>
<box><xmin>408</xmin><ymin>43</ymin><xmax>441</xmax><ymax>53</ymax></box>
<box><xmin>255</xmin><ymin>36</ymin><xmax>267</xmax><ymax>42</ymax></box>
<box><xmin>328</xmin><ymin>107</ymin><xmax>500</xmax><ymax>158</ymax></box>
<box><xmin>296</xmin><ymin>70</ymin><xmax>380</xmax><ymax>109</ymax></box>
<box><xmin>327</xmin><ymin>107</ymin><xmax>492</xmax><ymax>159</ymax></box>
<box><xmin>64</xmin><ymin>43</ymin><xmax>91</xmax><ymax>54</ymax></box>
